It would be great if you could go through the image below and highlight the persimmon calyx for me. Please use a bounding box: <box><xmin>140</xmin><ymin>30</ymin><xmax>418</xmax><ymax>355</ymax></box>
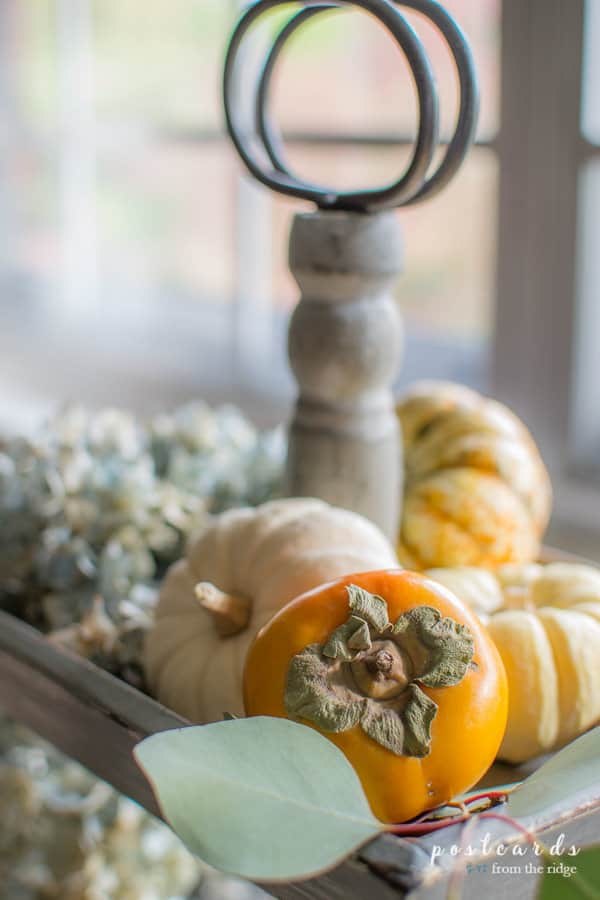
<box><xmin>284</xmin><ymin>585</ymin><xmax>474</xmax><ymax>757</ymax></box>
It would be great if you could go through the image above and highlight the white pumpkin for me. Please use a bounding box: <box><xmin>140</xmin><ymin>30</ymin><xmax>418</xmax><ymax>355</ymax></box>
<box><xmin>144</xmin><ymin>497</ymin><xmax>399</xmax><ymax>723</ymax></box>
<box><xmin>426</xmin><ymin>562</ymin><xmax>600</xmax><ymax>762</ymax></box>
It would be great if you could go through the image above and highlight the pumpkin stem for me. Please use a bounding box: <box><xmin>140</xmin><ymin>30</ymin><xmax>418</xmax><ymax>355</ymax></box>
<box><xmin>49</xmin><ymin>595</ymin><xmax>117</xmax><ymax>656</ymax></box>
<box><xmin>194</xmin><ymin>582</ymin><xmax>251</xmax><ymax>638</ymax></box>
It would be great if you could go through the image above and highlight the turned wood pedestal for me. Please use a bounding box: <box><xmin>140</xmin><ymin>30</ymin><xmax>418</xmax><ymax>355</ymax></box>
<box><xmin>285</xmin><ymin>210</ymin><xmax>404</xmax><ymax>541</ymax></box>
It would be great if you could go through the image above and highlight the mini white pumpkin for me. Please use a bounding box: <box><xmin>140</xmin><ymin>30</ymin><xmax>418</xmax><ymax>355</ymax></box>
<box><xmin>144</xmin><ymin>497</ymin><xmax>399</xmax><ymax>723</ymax></box>
<box><xmin>426</xmin><ymin>562</ymin><xmax>600</xmax><ymax>762</ymax></box>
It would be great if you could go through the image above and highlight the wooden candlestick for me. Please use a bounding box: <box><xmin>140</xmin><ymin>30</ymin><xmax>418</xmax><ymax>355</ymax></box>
<box><xmin>223</xmin><ymin>0</ymin><xmax>479</xmax><ymax>539</ymax></box>
<box><xmin>285</xmin><ymin>210</ymin><xmax>404</xmax><ymax>540</ymax></box>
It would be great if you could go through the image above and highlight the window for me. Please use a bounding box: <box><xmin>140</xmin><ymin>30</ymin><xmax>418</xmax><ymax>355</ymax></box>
<box><xmin>493</xmin><ymin>0</ymin><xmax>600</xmax><ymax>544</ymax></box>
<box><xmin>572</xmin><ymin>0</ymin><xmax>600</xmax><ymax>476</ymax></box>
<box><xmin>229</xmin><ymin>0</ymin><xmax>502</xmax><ymax>396</ymax></box>
<box><xmin>0</xmin><ymin>0</ymin><xmax>500</xmax><ymax>429</ymax></box>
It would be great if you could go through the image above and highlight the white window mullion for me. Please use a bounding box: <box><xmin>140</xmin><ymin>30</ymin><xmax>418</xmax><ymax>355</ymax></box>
<box><xmin>570</xmin><ymin>158</ymin><xmax>600</xmax><ymax>474</ymax></box>
<box><xmin>570</xmin><ymin>1</ymin><xmax>600</xmax><ymax>473</ymax></box>
<box><xmin>0</xmin><ymin>1</ymin><xmax>19</xmax><ymax>276</ymax></box>
<box><xmin>492</xmin><ymin>0</ymin><xmax>586</xmax><ymax>475</ymax></box>
<box><xmin>56</xmin><ymin>0</ymin><xmax>97</xmax><ymax>313</ymax></box>
<box><xmin>229</xmin><ymin>0</ymin><xmax>275</xmax><ymax>392</ymax></box>
<box><xmin>582</xmin><ymin>0</ymin><xmax>600</xmax><ymax>145</ymax></box>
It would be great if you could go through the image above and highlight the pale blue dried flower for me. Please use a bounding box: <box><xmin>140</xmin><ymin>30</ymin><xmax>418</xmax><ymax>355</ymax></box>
<box><xmin>0</xmin><ymin>400</ymin><xmax>283</xmax><ymax>899</ymax></box>
<box><xmin>0</xmin><ymin>714</ymin><xmax>202</xmax><ymax>898</ymax></box>
<box><xmin>0</xmin><ymin>401</ymin><xmax>285</xmax><ymax>681</ymax></box>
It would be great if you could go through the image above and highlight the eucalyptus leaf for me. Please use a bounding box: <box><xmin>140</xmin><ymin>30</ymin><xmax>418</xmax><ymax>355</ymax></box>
<box><xmin>134</xmin><ymin>717</ymin><xmax>383</xmax><ymax>883</ymax></box>
<box><xmin>508</xmin><ymin>727</ymin><xmax>600</xmax><ymax>821</ymax></box>
<box><xmin>538</xmin><ymin>846</ymin><xmax>600</xmax><ymax>900</ymax></box>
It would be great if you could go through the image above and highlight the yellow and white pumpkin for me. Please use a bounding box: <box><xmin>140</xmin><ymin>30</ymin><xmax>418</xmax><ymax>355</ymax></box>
<box><xmin>427</xmin><ymin>562</ymin><xmax>600</xmax><ymax>763</ymax></box>
<box><xmin>144</xmin><ymin>497</ymin><xmax>399</xmax><ymax>723</ymax></box>
<box><xmin>397</xmin><ymin>381</ymin><xmax>552</xmax><ymax>569</ymax></box>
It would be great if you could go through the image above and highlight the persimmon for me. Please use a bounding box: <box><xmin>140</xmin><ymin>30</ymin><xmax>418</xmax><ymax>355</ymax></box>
<box><xmin>243</xmin><ymin>569</ymin><xmax>508</xmax><ymax>823</ymax></box>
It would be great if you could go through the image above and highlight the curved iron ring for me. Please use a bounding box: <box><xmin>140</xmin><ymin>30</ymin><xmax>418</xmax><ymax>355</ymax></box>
<box><xmin>255</xmin><ymin>0</ymin><xmax>479</xmax><ymax>208</ymax></box>
<box><xmin>223</xmin><ymin>0</ymin><xmax>440</xmax><ymax>211</ymax></box>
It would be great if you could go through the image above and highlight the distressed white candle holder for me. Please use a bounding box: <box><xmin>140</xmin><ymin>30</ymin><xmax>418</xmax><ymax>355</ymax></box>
<box><xmin>223</xmin><ymin>0</ymin><xmax>479</xmax><ymax>539</ymax></box>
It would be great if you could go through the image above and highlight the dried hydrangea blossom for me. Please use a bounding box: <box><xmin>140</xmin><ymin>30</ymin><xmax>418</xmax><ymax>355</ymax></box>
<box><xmin>0</xmin><ymin>402</ymin><xmax>283</xmax><ymax>899</ymax></box>
<box><xmin>152</xmin><ymin>403</ymin><xmax>284</xmax><ymax>509</ymax></box>
<box><xmin>0</xmin><ymin>402</ymin><xmax>284</xmax><ymax>684</ymax></box>
<box><xmin>0</xmin><ymin>715</ymin><xmax>202</xmax><ymax>899</ymax></box>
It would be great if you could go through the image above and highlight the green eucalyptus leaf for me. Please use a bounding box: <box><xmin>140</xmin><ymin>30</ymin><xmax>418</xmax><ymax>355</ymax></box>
<box><xmin>508</xmin><ymin>727</ymin><xmax>600</xmax><ymax>821</ymax></box>
<box><xmin>538</xmin><ymin>846</ymin><xmax>600</xmax><ymax>899</ymax></box>
<box><xmin>134</xmin><ymin>717</ymin><xmax>383</xmax><ymax>883</ymax></box>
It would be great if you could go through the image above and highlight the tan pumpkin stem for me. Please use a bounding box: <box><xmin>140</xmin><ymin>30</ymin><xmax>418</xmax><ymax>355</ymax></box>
<box><xmin>194</xmin><ymin>582</ymin><xmax>251</xmax><ymax>638</ymax></box>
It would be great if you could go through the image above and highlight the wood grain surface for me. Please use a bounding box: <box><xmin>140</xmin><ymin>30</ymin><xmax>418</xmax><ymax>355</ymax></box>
<box><xmin>1</xmin><ymin>551</ymin><xmax>599</xmax><ymax>900</ymax></box>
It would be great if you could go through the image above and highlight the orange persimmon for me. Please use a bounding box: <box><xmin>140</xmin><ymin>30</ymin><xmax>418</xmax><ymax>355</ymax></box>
<box><xmin>243</xmin><ymin>569</ymin><xmax>508</xmax><ymax>823</ymax></box>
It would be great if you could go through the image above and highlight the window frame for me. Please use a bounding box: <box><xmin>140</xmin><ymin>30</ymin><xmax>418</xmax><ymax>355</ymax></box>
<box><xmin>493</xmin><ymin>0</ymin><xmax>600</xmax><ymax>532</ymax></box>
<box><xmin>220</xmin><ymin>0</ymin><xmax>499</xmax><ymax>403</ymax></box>
<box><xmin>188</xmin><ymin>0</ymin><xmax>600</xmax><ymax>535</ymax></box>
<box><xmin>2</xmin><ymin>0</ymin><xmax>599</xmax><ymax>535</ymax></box>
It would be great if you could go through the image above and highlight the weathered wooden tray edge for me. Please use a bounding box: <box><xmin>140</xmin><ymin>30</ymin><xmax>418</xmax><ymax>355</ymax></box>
<box><xmin>1</xmin><ymin>596</ymin><xmax>599</xmax><ymax>900</ymax></box>
<box><xmin>0</xmin><ymin>609</ymin><xmax>401</xmax><ymax>899</ymax></box>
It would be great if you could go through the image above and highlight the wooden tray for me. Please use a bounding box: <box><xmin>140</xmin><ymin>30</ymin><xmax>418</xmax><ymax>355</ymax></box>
<box><xmin>1</xmin><ymin>553</ymin><xmax>599</xmax><ymax>900</ymax></box>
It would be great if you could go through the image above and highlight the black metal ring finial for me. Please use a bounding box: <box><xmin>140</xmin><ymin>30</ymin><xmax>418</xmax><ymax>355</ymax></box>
<box><xmin>223</xmin><ymin>0</ymin><xmax>479</xmax><ymax>214</ymax></box>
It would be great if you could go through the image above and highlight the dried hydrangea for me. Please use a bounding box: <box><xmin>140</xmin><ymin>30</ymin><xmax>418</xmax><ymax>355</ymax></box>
<box><xmin>0</xmin><ymin>403</ymin><xmax>283</xmax><ymax>899</ymax></box>
<box><xmin>0</xmin><ymin>402</ymin><xmax>284</xmax><ymax>684</ymax></box>
<box><xmin>0</xmin><ymin>715</ymin><xmax>202</xmax><ymax>899</ymax></box>
<box><xmin>151</xmin><ymin>403</ymin><xmax>283</xmax><ymax>509</ymax></box>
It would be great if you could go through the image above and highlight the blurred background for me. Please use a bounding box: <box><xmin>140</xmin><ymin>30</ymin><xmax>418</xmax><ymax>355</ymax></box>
<box><xmin>0</xmin><ymin>0</ymin><xmax>597</xmax><ymax>537</ymax></box>
<box><xmin>0</xmin><ymin>3</ymin><xmax>599</xmax><ymax>898</ymax></box>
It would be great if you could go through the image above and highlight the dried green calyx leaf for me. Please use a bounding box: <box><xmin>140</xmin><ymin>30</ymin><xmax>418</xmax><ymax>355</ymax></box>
<box><xmin>401</xmin><ymin>684</ymin><xmax>439</xmax><ymax>756</ymax></box>
<box><xmin>392</xmin><ymin>606</ymin><xmax>474</xmax><ymax>688</ymax></box>
<box><xmin>322</xmin><ymin>616</ymin><xmax>372</xmax><ymax>661</ymax></box>
<box><xmin>284</xmin><ymin>584</ymin><xmax>475</xmax><ymax>759</ymax></box>
<box><xmin>285</xmin><ymin>646</ymin><xmax>364</xmax><ymax>733</ymax></box>
<box><xmin>347</xmin><ymin>584</ymin><xmax>390</xmax><ymax>632</ymax></box>
<box><xmin>361</xmin><ymin>684</ymin><xmax>437</xmax><ymax>758</ymax></box>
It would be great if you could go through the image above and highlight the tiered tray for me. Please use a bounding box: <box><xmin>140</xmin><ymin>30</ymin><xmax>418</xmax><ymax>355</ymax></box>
<box><xmin>1</xmin><ymin>552</ymin><xmax>598</xmax><ymax>900</ymax></box>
